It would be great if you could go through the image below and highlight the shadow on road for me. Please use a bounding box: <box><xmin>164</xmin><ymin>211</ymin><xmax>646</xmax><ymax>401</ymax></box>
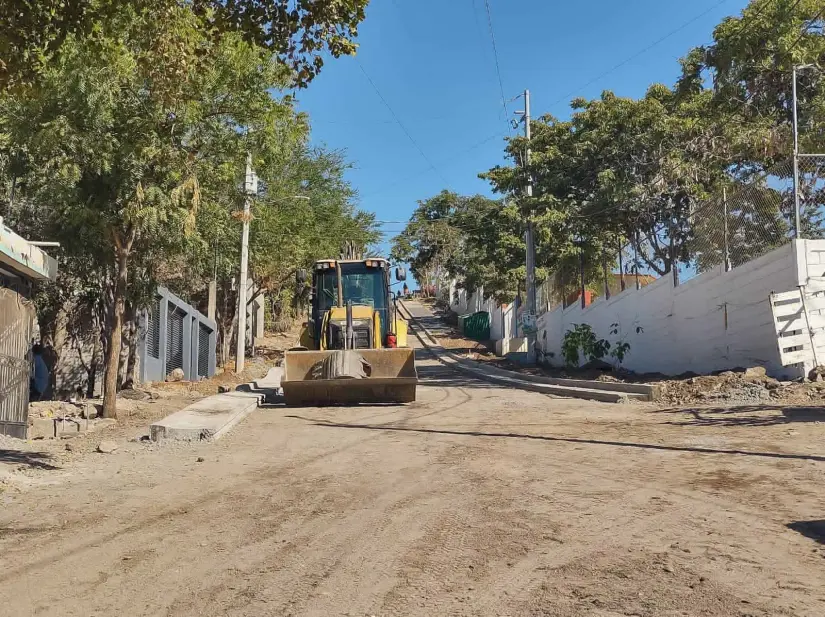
<box><xmin>657</xmin><ymin>405</ymin><xmax>825</xmax><ymax>427</ymax></box>
<box><xmin>0</xmin><ymin>449</ymin><xmax>60</xmax><ymax>470</ymax></box>
<box><xmin>284</xmin><ymin>415</ymin><xmax>825</xmax><ymax>463</ymax></box>
<box><xmin>787</xmin><ymin>520</ymin><xmax>825</xmax><ymax>544</ymax></box>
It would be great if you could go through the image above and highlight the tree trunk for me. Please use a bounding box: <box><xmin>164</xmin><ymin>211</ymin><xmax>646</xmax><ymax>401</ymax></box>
<box><xmin>48</xmin><ymin>303</ymin><xmax>69</xmax><ymax>398</ymax></box>
<box><xmin>123</xmin><ymin>306</ymin><xmax>139</xmax><ymax>389</ymax></box>
<box><xmin>118</xmin><ymin>305</ymin><xmax>132</xmax><ymax>389</ymax></box>
<box><xmin>102</xmin><ymin>249</ymin><xmax>130</xmax><ymax>419</ymax></box>
<box><xmin>216</xmin><ymin>279</ymin><xmax>236</xmax><ymax>368</ymax></box>
<box><xmin>87</xmin><ymin>336</ymin><xmax>100</xmax><ymax>398</ymax></box>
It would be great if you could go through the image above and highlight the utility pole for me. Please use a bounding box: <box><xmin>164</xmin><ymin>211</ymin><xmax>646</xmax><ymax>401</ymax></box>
<box><xmin>516</xmin><ymin>89</ymin><xmax>537</xmax><ymax>363</ymax></box>
<box><xmin>235</xmin><ymin>152</ymin><xmax>257</xmax><ymax>374</ymax></box>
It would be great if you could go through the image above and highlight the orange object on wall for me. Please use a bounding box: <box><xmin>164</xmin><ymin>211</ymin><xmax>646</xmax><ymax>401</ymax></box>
<box><xmin>566</xmin><ymin>290</ymin><xmax>594</xmax><ymax>308</ymax></box>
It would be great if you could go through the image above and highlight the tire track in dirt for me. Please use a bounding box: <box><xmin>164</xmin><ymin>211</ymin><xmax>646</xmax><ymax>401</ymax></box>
<box><xmin>0</xmin><ymin>374</ymin><xmax>483</xmax><ymax>615</ymax></box>
<box><xmin>440</xmin><ymin>426</ymin><xmax>825</xmax><ymax>615</ymax></box>
<box><xmin>0</xmin><ymin>369</ymin><xmax>472</xmax><ymax>582</ymax></box>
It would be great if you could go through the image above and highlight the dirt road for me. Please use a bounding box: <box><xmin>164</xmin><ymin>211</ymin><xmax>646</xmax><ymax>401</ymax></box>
<box><xmin>2</xmin><ymin>303</ymin><xmax>825</xmax><ymax>616</ymax></box>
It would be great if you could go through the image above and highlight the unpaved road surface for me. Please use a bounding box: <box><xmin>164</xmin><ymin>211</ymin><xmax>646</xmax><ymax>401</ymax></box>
<box><xmin>2</xmin><ymin>302</ymin><xmax>825</xmax><ymax>616</ymax></box>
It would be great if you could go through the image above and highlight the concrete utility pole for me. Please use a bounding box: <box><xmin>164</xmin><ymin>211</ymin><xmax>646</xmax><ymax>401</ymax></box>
<box><xmin>235</xmin><ymin>152</ymin><xmax>257</xmax><ymax>374</ymax></box>
<box><xmin>516</xmin><ymin>89</ymin><xmax>537</xmax><ymax>363</ymax></box>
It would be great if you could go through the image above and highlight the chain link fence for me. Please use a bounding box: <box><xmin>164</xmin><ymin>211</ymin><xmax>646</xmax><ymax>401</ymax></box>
<box><xmin>537</xmin><ymin>155</ymin><xmax>825</xmax><ymax>313</ymax></box>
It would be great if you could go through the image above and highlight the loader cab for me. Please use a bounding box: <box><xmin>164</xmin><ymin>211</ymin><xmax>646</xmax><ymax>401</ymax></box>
<box><xmin>308</xmin><ymin>259</ymin><xmax>393</xmax><ymax>350</ymax></box>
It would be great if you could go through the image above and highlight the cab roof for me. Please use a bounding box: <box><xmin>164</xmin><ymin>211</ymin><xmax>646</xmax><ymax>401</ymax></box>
<box><xmin>313</xmin><ymin>258</ymin><xmax>388</xmax><ymax>265</ymax></box>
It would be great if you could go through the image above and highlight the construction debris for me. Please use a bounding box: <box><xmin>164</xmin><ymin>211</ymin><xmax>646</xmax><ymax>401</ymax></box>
<box><xmin>96</xmin><ymin>440</ymin><xmax>119</xmax><ymax>454</ymax></box>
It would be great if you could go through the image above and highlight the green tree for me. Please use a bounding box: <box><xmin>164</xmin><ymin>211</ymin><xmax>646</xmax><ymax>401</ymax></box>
<box><xmin>1</xmin><ymin>6</ymin><xmax>304</xmax><ymax>417</ymax></box>
<box><xmin>390</xmin><ymin>191</ymin><xmax>465</xmax><ymax>292</ymax></box>
<box><xmin>0</xmin><ymin>0</ymin><xmax>369</xmax><ymax>89</ymax></box>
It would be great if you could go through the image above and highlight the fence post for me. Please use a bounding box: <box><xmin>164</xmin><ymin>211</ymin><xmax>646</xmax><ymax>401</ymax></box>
<box><xmin>579</xmin><ymin>236</ymin><xmax>586</xmax><ymax>309</ymax></box>
<box><xmin>723</xmin><ymin>188</ymin><xmax>731</xmax><ymax>272</ymax></box>
<box><xmin>602</xmin><ymin>254</ymin><xmax>610</xmax><ymax>300</ymax></box>
<box><xmin>633</xmin><ymin>230</ymin><xmax>641</xmax><ymax>290</ymax></box>
<box><xmin>669</xmin><ymin>215</ymin><xmax>679</xmax><ymax>287</ymax></box>
<box><xmin>561</xmin><ymin>269</ymin><xmax>567</xmax><ymax>309</ymax></box>
<box><xmin>618</xmin><ymin>239</ymin><xmax>625</xmax><ymax>292</ymax></box>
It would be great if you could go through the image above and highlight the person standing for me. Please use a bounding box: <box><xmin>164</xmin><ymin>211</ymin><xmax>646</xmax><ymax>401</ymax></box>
<box><xmin>30</xmin><ymin>343</ymin><xmax>49</xmax><ymax>402</ymax></box>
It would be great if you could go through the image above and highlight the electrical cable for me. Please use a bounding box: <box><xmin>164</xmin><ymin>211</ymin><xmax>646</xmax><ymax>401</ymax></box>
<box><xmin>356</xmin><ymin>59</ymin><xmax>450</xmax><ymax>185</ymax></box>
<box><xmin>360</xmin><ymin>130</ymin><xmax>508</xmax><ymax>198</ymax></box>
<box><xmin>786</xmin><ymin>5</ymin><xmax>825</xmax><ymax>52</ymax></box>
<box><xmin>548</xmin><ymin>0</ymin><xmax>734</xmax><ymax>108</ymax></box>
<box><xmin>482</xmin><ymin>0</ymin><xmax>510</xmax><ymax>121</ymax></box>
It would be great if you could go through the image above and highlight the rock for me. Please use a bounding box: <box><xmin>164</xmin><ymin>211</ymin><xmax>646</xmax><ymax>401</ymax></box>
<box><xmin>119</xmin><ymin>389</ymin><xmax>149</xmax><ymax>401</ymax></box>
<box><xmin>743</xmin><ymin>366</ymin><xmax>767</xmax><ymax>379</ymax></box>
<box><xmin>719</xmin><ymin>371</ymin><xmax>736</xmax><ymax>378</ymax></box>
<box><xmin>196</xmin><ymin>457</ymin><xmax>205</xmax><ymax>463</ymax></box>
<box><xmin>97</xmin><ymin>440</ymin><xmax>119</xmax><ymax>454</ymax></box>
<box><xmin>581</xmin><ymin>358</ymin><xmax>613</xmax><ymax>372</ymax></box>
<box><xmin>81</xmin><ymin>404</ymin><xmax>100</xmax><ymax>420</ymax></box>
<box><xmin>166</xmin><ymin>368</ymin><xmax>185</xmax><ymax>382</ymax></box>
<box><xmin>93</xmin><ymin>418</ymin><xmax>118</xmax><ymax>431</ymax></box>
<box><xmin>809</xmin><ymin>366</ymin><xmax>825</xmax><ymax>382</ymax></box>
<box><xmin>65</xmin><ymin>442</ymin><xmax>74</xmax><ymax>452</ymax></box>
<box><xmin>763</xmin><ymin>378</ymin><xmax>781</xmax><ymax>390</ymax></box>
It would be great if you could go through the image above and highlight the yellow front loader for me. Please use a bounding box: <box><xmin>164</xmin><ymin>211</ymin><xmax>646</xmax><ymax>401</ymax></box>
<box><xmin>281</xmin><ymin>256</ymin><xmax>417</xmax><ymax>406</ymax></box>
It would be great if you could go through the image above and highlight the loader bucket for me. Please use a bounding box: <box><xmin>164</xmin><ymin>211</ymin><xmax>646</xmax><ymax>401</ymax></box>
<box><xmin>281</xmin><ymin>348</ymin><xmax>418</xmax><ymax>406</ymax></box>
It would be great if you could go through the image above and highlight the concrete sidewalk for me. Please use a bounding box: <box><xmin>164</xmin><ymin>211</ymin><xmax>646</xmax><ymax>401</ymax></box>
<box><xmin>150</xmin><ymin>367</ymin><xmax>283</xmax><ymax>442</ymax></box>
<box><xmin>399</xmin><ymin>299</ymin><xmax>656</xmax><ymax>403</ymax></box>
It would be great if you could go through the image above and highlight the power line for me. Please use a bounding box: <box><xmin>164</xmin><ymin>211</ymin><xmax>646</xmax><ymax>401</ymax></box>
<box><xmin>360</xmin><ymin>129</ymin><xmax>508</xmax><ymax>198</ymax></box>
<box><xmin>729</xmin><ymin>0</ymin><xmax>778</xmax><ymax>41</ymax></box>
<box><xmin>482</xmin><ymin>0</ymin><xmax>510</xmax><ymax>120</ymax></box>
<box><xmin>787</xmin><ymin>5</ymin><xmax>825</xmax><ymax>53</ymax></box>
<box><xmin>549</xmin><ymin>0</ymin><xmax>733</xmax><ymax>108</ymax></box>
<box><xmin>356</xmin><ymin>59</ymin><xmax>450</xmax><ymax>185</ymax></box>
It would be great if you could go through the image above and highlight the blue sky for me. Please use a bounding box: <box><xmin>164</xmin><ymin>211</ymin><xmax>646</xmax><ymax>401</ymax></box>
<box><xmin>294</xmin><ymin>0</ymin><xmax>752</xmax><ymax>256</ymax></box>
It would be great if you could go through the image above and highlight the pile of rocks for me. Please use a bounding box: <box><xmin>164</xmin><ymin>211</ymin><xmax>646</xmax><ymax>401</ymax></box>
<box><xmin>658</xmin><ymin>366</ymin><xmax>789</xmax><ymax>405</ymax></box>
<box><xmin>29</xmin><ymin>400</ymin><xmax>100</xmax><ymax>420</ymax></box>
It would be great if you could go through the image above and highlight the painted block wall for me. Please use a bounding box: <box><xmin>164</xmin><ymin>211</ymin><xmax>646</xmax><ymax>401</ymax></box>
<box><xmin>536</xmin><ymin>241</ymin><xmax>806</xmax><ymax>378</ymax></box>
<box><xmin>441</xmin><ymin>283</ymin><xmax>519</xmax><ymax>343</ymax></box>
<box><xmin>440</xmin><ymin>240</ymin><xmax>824</xmax><ymax>378</ymax></box>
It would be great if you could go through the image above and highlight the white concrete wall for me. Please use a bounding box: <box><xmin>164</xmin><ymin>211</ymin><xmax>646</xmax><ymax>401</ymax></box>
<box><xmin>441</xmin><ymin>284</ymin><xmax>519</xmax><ymax>343</ymax></box>
<box><xmin>441</xmin><ymin>241</ymin><xmax>823</xmax><ymax>377</ymax></box>
<box><xmin>537</xmin><ymin>242</ymin><xmax>806</xmax><ymax>378</ymax></box>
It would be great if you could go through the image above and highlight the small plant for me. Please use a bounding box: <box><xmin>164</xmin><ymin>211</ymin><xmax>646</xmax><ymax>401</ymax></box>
<box><xmin>562</xmin><ymin>323</ymin><xmax>610</xmax><ymax>367</ymax></box>
<box><xmin>608</xmin><ymin>322</ymin><xmax>643</xmax><ymax>367</ymax></box>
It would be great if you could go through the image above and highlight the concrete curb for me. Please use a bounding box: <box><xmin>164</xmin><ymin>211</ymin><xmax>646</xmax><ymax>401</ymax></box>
<box><xmin>149</xmin><ymin>366</ymin><xmax>284</xmax><ymax>442</ymax></box>
<box><xmin>150</xmin><ymin>391</ymin><xmax>262</xmax><ymax>442</ymax></box>
<box><xmin>398</xmin><ymin>300</ymin><xmax>652</xmax><ymax>404</ymax></box>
